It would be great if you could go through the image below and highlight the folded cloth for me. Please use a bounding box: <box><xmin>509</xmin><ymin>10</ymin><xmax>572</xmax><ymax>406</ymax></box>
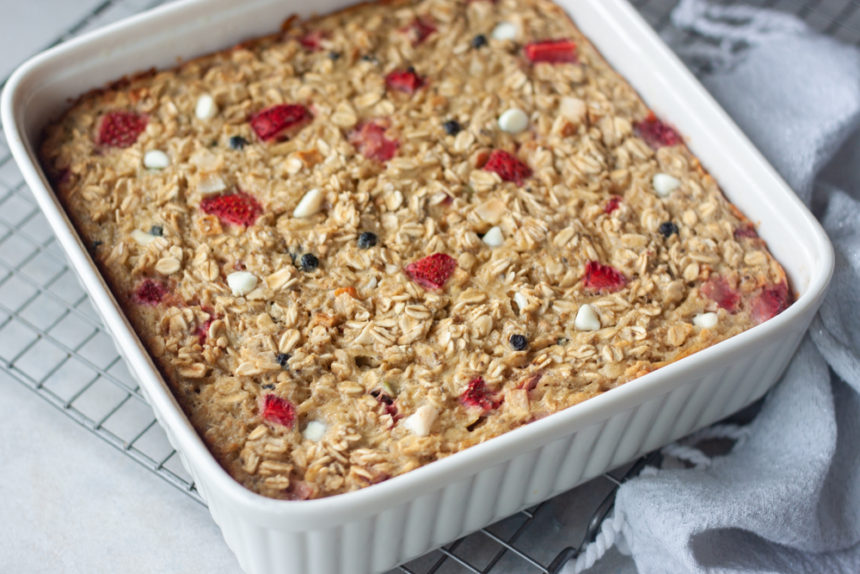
<box><xmin>562</xmin><ymin>1</ymin><xmax>860</xmax><ymax>572</ymax></box>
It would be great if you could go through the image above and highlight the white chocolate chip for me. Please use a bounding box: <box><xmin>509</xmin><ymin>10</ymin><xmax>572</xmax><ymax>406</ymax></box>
<box><xmin>693</xmin><ymin>312</ymin><xmax>718</xmax><ymax>329</ymax></box>
<box><xmin>293</xmin><ymin>188</ymin><xmax>324</xmax><ymax>218</ymax></box>
<box><xmin>143</xmin><ymin>150</ymin><xmax>170</xmax><ymax>170</ymax></box>
<box><xmin>131</xmin><ymin>229</ymin><xmax>157</xmax><ymax>246</ymax></box>
<box><xmin>513</xmin><ymin>291</ymin><xmax>529</xmax><ymax>313</ymax></box>
<box><xmin>560</xmin><ymin>96</ymin><xmax>587</xmax><ymax>123</ymax></box>
<box><xmin>574</xmin><ymin>303</ymin><xmax>601</xmax><ymax>331</ymax></box>
<box><xmin>482</xmin><ymin>226</ymin><xmax>504</xmax><ymax>247</ymax></box>
<box><xmin>403</xmin><ymin>405</ymin><xmax>438</xmax><ymax>437</ymax></box>
<box><xmin>492</xmin><ymin>22</ymin><xmax>518</xmax><ymax>41</ymax></box>
<box><xmin>302</xmin><ymin>420</ymin><xmax>327</xmax><ymax>442</ymax></box>
<box><xmin>197</xmin><ymin>174</ymin><xmax>226</xmax><ymax>196</ymax></box>
<box><xmin>195</xmin><ymin>94</ymin><xmax>217</xmax><ymax>120</ymax></box>
<box><xmin>226</xmin><ymin>271</ymin><xmax>258</xmax><ymax>297</ymax></box>
<box><xmin>652</xmin><ymin>173</ymin><xmax>680</xmax><ymax>197</ymax></box>
<box><xmin>498</xmin><ymin>108</ymin><xmax>529</xmax><ymax>134</ymax></box>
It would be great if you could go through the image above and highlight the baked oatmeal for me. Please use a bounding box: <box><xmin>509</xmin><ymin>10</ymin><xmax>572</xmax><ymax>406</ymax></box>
<box><xmin>39</xmin><ymin>0</ymin><xmax>792</xmax><ymax>499</ymax></box>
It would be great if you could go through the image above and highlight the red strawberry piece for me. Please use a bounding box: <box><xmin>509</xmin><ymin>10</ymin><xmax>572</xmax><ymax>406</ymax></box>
<box><xmin>200</xmin><ymin>192</ymin><xmax>262</xmax><ymax>227</ymax></box>
<box><xmin>385</xmin><ymin>68</ymin><xmax>425</xmax><ymax>94</ymax></box>
<box><xmin>524</xmin><ymin>39</ymin><xmax>577</xmax><ymax>64</ymax></box>
<box><xmin>483</xmin><ymin>149</ymin><xmax>532</xmax><ymax>186</ymax></box>
<box><xmin>299</xmin><ymin>30</ymin><xmax>326</xmax><ymax>51</ymax></box>
<box><xmin>97</xmin><ymin>111</ymin><xmax>147</xmax><ymax>148</ymax></box>
<box><xmin>583</xmin><ymin>261</ymin><xmax>627</xmax><ymax>293</ymax></box>
<box><xmin>734</xmin><ymin>224</ymin><xmax>760</xmax><ymax>240</ymax></box>
<box><xmin>634</xmin><ymin>113</ymin><xmax>682</xmax><ymax>149</ymax></box>
<box><xmin>249</xmin><ymin>104</ymin><xmax>312</xmax><ymax>142</ymax></box>
<box><xmin>400</xmin><ymin>17</ymin><xmax>436</xmax><ymax>45</ymax></box>
<box><xmin>460</xmin><ymin>376</ymin><xmax>502</xmax><ymax>411</ymax></box>
<box><xmin>604</xmin><ymin>196</ymin><xmax>621</xmax><ymax>214</ymax></box>
<box><xmin>134</xmin><ymin>279</ymin><xmax>168</xmax><ymax>306</ymax></box>
<box><xmin>349</xmin><ymin>122</ymin><xmax>399</xmax><ymax>162</ymax></box>
<box><xmin>701</xmin><ymin>275</ymin><xmax>740</xmax><ymax>313</ymax></box>
<box><xmin>260</xmin><ymin>394</ymin><xmax>296</xmax><ymax>428</ymax></box>
<box><xmin>750</xmin><ymin>281</ymin><xmax>791</xmax><ymax>324</ymax></box>
<box><xmin>404</xmin><ymin>253</ymin><xmax>457</xmax><ymax>290</ymax></box>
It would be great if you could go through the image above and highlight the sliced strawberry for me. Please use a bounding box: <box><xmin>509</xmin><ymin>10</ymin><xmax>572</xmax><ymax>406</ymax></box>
<box><xmin>349</xmin><ymin>122</ymin><xmax>399</xmax><ymax>162</ymax></box>
<box><xmin>604</xmin><ymin>196</ymin><xmax>621</xmax><ymax>214</ymax></box>
<box><xmin>260</xmin><ymin>394</ymin><xmax>296</xmax><ymax>428</ymax></box>
<box><xmin>134</xmin><ymin>279</ymin><xmax>168</xmax><ymax>306</ymax></box>
<box><xmin>249</xmin><ymin>104</ymin><xmax>312</xmax><ymax>142</ymax></box>
<box><xmin>400</xmin><ymin>17</ymin><xmax>436</xmax><ymax>46</ymax></box>
<box><xmin>483</xmin><ymin>149</ymin><xmax>532</xmax><ymax>186</ymax></box>
<box><xmin>583</xmin><ymin>261</ymin><xmax>627</xmax><ymax>293</ymax></box>
<box><xmin>385</xmin><ymin>68</ymin><xmax>425</xmax><ymax>94</ymax></box>
<box><xmin>200</xmin><ymin>192</ymin><xmax>262</xmax><ymax>227</ymax></box>
<box><xmin>97</xmin><ymin>111</ymin><xmax>147</xmax><ymax>148</ymax></box>
<box><xmin>524</xmin><ymin>39</ymin><xmax>577</xmax><ymax>64</ymax></box>
<box><xmin>701</xmin><ymin>275</ymin><xmax>740</xmax><ymax>313</ymax></box>
<box><xmin>460</xmin><ymin>377</ymin><xmax>502</xmax><ymax>411</ymax></box>
<box><xmin>750</xmin><ymin>281</ymin><xmax>791</xmax><ymax>324</ymax></box>
<box><xmin>299</xmin><ymin>30</ymin><xmax>326</xmax><ymax>51</ymax></box>
<box><xmin>404</xmin><ymin>253</ymin><xmax>457</xmax><ymax>290</ymax></box>
<box><xmin>634</xmin><ymin>113</ymin><xmax>682</xmax><ymax>149</ymax></box>
<box><xmin>734</xmin><ymin>224</ymin><xmax>760</xmax><ymax>240</ymax></box>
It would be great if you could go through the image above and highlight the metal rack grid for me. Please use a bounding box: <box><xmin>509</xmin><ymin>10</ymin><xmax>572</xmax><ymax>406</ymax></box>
<box><xmin>0</xmin><ymin>0</ymin><xmax>855</xmax><ymax>572</ymax></box>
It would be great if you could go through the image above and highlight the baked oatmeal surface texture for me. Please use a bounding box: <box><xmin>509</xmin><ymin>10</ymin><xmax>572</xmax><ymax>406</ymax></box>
<box><xmin>39</xmin><ymin>0</ymin><xmax>791</xmax><ymax>499</ymax></box>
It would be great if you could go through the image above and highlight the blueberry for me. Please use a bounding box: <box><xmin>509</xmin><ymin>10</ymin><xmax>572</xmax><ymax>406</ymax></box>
<box><xmin>91</xmin><ymin>240</ymin><xmax>103</xmax><ymax>250</ymax></box>
<box><xmin>443</xmin><ymin>120</ymin><xmax>462</xmax><ymax>136</ymax></box>
<box><xmin>361</xmin><ymin>54</ymin><xmax>377</xmax><ymax>63</ymax></box>
<box><xmin>300</xmin><ymin>253</ymin><xmax>319</xmax><ymax>272</ymax></box>
<box><xmin>471</xmin><ymin>34</ymin><xmax>488</xmax><ymax>49</ymax></box>
<box><xmin>659</xmin><ymin>221</ymin><xmax>679</xmax><ymax>238</ymax></box>
<box><xmin>357</xmin><ymin>231</ymin><xmax>378</xmax><ymax>249</ymax></box>
<box><xmin>275</xmin><ymin>353</ymin><xmax>291</xmax><ymax>368</ymax></box>
<box><xmin>229</xmin><ymin>135</ymin><xmax>249</xmax><ymax>150</ymax></box>
<box><xmin>328</xmin><ymin>51</ymin><xmax>341</xmax><ymax>61</ymax></box>
<box><xmin>150</xmin><ymin>225</ymin><xmax>164</xmax><ymax>236</ymax></box>
<box><xmin>509</xmin><ymin>334</ymin><xmax>528</xmax><ymax>351</ymax></box>
<box><xmin>262</xmin><ymin>383</ymin><xmax>276</xmax><ymax>390</ymax></box>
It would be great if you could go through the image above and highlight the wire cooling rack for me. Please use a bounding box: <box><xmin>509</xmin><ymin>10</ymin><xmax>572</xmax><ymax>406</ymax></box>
<box><xmin>0</xmin><ymin>0</ymin><xmax>857</xmax><ymax>572</ymax></box>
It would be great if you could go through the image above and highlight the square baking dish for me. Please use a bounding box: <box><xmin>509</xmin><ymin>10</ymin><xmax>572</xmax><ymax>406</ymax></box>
<box><xmin>1</xmin><ymin>0</ymin><xmax>833</xmax><ymax>573</ymax></box>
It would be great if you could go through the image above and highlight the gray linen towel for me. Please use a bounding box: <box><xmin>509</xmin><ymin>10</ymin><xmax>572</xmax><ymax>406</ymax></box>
<box><xmin>562</xmin><ymin>1</ymin><xmax>860</xmax><ymax>572</ymax></box>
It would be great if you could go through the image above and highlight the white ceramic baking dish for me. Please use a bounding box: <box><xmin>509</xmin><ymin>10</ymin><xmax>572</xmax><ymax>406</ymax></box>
<box><xmin>2</xmin><ymin>0</ymin><xmax>833</xmax><ymax>572</ymax></box>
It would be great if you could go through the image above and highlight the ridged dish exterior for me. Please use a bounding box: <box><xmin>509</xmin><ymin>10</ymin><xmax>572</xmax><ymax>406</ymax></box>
<box><xmin>1</xmin><ymin>0</ymin><xmax>833</xmax><ymax>573</ymax></box>
<box><xmin>152</xmin><ymin>323</ymin><xmax>807</xmax><ymax>574</ymax></box>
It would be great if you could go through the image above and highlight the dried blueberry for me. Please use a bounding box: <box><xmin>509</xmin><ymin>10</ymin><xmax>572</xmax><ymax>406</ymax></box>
<box><xmin>361</xmin><ymin>54</ymin><xmax>378</xmax><ymax>63</ymax></box>
<box><xmin>275</xmin><ymin>353</ymin><xmax>291</xmax><ymax>368</ymax></box>
<box><xmin>262</xmin><ymin>383</ymin><xmax>276</xmax><ymax>390</ymax></box>
<box><xmin>300</xmin><ymin>253</ymin><xmax>319</xmax><ymax>272</ymax></box>
<box><xmin>443</xmin><ymin>120</ymin><xmax>462</xmax><ymax>136</ymax></box>
<box><xmin>150</xmin><ymin>225</ymin><xmax>164</xmax><ymax>236</ymax></box>
<box><xmin>229</xmin><ymin>135</ymin><xmax>249</xmax><ymax>150</ymax></box>
<box><xmin>328</xmin><ymin>51</ymin><xmax>341</xmax><ymax>61</ymax></box>
<box><xmin>91</xmin><ymin>240</ymin><xmax>103</xmax><ymax>250</ymax></box>
<box><xmin>358</xmin><ymin>231</ymin><xmax>378</xmax><ymax>249</ymax></box>
<box><xmin>509</xmin><ymin>334</ymin><xmax>528</xmax><ymax>351</ymax></box>
<box><xmin>471</xmin><ymin>34</ymin><xmax>488</xmax><ymax>49</ymax></box>
<box><xmin>659</xmin><ymin>221</ymin><xmax>679</xmax><ymax>238</ymax></box>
